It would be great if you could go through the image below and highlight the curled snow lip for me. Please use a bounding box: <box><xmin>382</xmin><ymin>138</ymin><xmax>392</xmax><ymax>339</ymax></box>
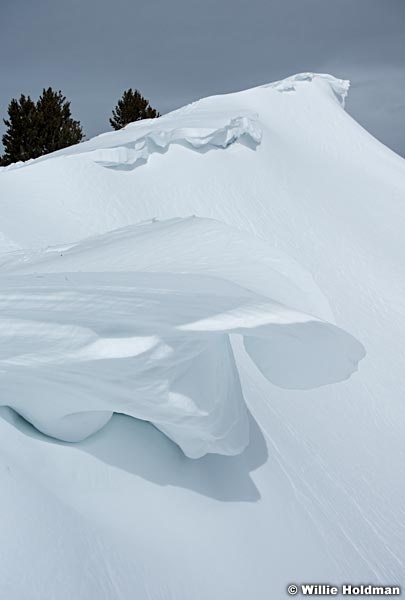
<box><xmin>261</xmin><ymin>72</ymin><xmax>350</xmax><ymax>107</ymax></box>
<box><xmin>0</xmin><ymin>114</ymin><xmax>262</xmax><ymax>173</ymax></box>
<box><xmin>0</xmin><ymin>218</ymin><xmax>365</xmax><ymax>458</ymax></box>
<box><xmin>90</xmin><ymin>115</ymin><xmax>262</xmax><ymax>170</ymax></box>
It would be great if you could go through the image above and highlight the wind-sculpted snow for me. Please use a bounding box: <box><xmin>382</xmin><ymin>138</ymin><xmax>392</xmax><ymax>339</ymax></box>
<box><xmin>0</xmin><ymin>114</ymin><xmax>261</xmax><ymax>173</ymax></box>
<box><xmin>2</xmin><ymin>216</ymin><xmax>335</xmax><ymax>320</ymax></box>
<box><xmin>263</xmin><ymin>72</ymin><xmax>350</xmax><ymax>107</ymax></box>
<box><xmin>0</xmin><ymin>73</ymin><xmax>346</xmax><ymax>176</ymax></box>
<box><xmin>1</xmin><ymin>73</ymin><xmax>405</xmax><ymax>599</ymax></box>
<box><xmin>0</xmin><ymin>218</ymin><xmax>364</xmax><ymax>458</ymax></box>
<box><xmin>90</xmin><ymin>115</ymin><xmax>262</xmax><ymax>170</ymax></box>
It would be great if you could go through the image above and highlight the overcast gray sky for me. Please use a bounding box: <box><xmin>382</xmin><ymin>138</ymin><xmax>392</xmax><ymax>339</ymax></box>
<box><xmin>1</xmin><ymin>0</ymin><xmax>404</xmax><ymax>154</ymax></box>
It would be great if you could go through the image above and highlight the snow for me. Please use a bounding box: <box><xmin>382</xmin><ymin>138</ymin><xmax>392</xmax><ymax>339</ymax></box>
<box><xmin>0</xmin><ymin>73</ymin><xmax>404</xmax><ymax>598</ymax></box>
<box><xmin>0</xmin><ymin>218</ymin><xmax>364</xmax><ymax>457</ymax></box>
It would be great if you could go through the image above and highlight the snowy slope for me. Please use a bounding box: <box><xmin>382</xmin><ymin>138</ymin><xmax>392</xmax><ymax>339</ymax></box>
<box><xmin>1</xmin><ymin>73</ymin><xmax>405</xmax><ymax>599</ymax></box>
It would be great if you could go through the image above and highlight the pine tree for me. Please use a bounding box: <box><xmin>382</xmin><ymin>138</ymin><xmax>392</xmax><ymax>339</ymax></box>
<box><xmin>110</xmin><ymin>89</ymin><xmax>159</xmax><ymax>130</ymax></box>
<box><xmin>35</xmin><ymin>88</ymin><xmax>83</xmax><ymax>155</ymax></box>
<box><xmin>1</xmin><ymin>95</ymin><xmax>40</xmax><ymax>164</ymax></box>
<box><xmin>0</xmin><ymin>89</ymin><xmax>83</xmax><ymax>166</ymax></box>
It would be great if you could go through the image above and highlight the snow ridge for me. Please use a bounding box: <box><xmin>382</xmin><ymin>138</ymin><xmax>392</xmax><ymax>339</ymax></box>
<box><xmin>0</xmin><ymin>114</ymin><xmax>262</xmax><ymax>173</ymax></box>
<box><xmin>91</xmin><ymin>115</ymin><xmax>262</xmax><ymax>170</ymax></box>
<box><xmin>263</xmin><ymin>72</ymin><xmax>350</xmax><ymax>107</ymax></box>
<box><xmin>0</xmin><ymin>73</ymin><xmax>348</xmax><ymax>175</ymax></box>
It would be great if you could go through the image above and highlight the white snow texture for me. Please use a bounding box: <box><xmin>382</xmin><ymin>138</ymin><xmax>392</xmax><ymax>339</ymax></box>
<box><xmin>0</xmin><ymin>216</ymin><xmax>364</xmax><ymax>458</ymax></box>
<box><xmin>0</xmin><ymin>73</ymin><xmax>404</xmax><ymax>600</ymax></box>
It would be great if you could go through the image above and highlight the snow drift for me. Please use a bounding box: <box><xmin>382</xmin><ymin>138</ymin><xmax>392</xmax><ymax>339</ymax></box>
<box><xmin>0</xmin><ymin>217</ymin><xmax>364</xmax><ymax>457</ymax></box>
<box><xmin>1</xmin><ymin>73</ymin><xmax>404</xmax><ymax>599</ymax></box>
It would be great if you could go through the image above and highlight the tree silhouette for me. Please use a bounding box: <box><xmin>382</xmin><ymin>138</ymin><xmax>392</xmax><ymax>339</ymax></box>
<box><xmin>1</xmin><ymin>95</ymin><xmax>39</xmax><ymax>164</ymax></box>
<box><xmin>35</xmin><ymin>88</ymin><xmax>83</xmax><ymax>155</ymax></box>
<box><xmin>110</xmin><ymin>89</ymin><xmax>159</xmax><ymax>130</ymax></box>
<box><xmin>1</xmin><ymin>88</ymin><xmax>83</xmax><ymax>166</ymax></box>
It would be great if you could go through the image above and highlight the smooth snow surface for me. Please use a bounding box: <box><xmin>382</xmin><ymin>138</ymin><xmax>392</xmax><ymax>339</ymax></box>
<box><xmin>0</xmin><ymin>73</ymin><xmax>404</xmax><ymax>599</ymax></box>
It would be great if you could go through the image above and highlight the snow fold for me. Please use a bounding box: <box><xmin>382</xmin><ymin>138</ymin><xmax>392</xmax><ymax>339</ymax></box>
<box><xmin>0</xmin><ymin>218</ymin><xmax>365</xmax><ymax>458</ymax></box>
<box><xmin>85</xmin><ymin>115</ymin><xmax>262</xmax><ymax>170</ymax></box>
<box><xmin>0</xmin><ymin>115</ymin><xmax>262</xmax><ymax>173</ymax></box>
<box><xmin>264</xmin><ymin>72</ymin><xmax>350</xmax><ymax>107</ymax></box>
